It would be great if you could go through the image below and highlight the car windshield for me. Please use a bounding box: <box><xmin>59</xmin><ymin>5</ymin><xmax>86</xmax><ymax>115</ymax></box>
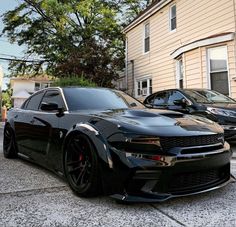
<box><xmin>63</xmin><ymin>88</ymin><xmax>144</xmax><ymax>111</ymax></box>
<box><xmin>185</xmin><ymin>90</ymin><xmax>236</xmax><ymax>104</ymax></box>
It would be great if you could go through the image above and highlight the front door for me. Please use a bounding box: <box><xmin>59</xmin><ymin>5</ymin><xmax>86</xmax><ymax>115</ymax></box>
<box><xmin>34</xmin><ymin>89</ymin><xmax>66</xmax><ymax>168</ymax></box>
<box><xmin>14</xmin><ymin>91</ymin><xmax>45</xmax><ymax>157</ymax></box>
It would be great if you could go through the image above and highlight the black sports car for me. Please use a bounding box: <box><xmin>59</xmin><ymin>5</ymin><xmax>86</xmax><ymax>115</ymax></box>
<box><xmin>144</xmin><ymin>89</ymin><xmax>236</xmax><ymax>140</ymax></box>
<box><xmin>4</xmin><ymin>87</ymin><xmax>235</xmax><ymax>202</ymax></box>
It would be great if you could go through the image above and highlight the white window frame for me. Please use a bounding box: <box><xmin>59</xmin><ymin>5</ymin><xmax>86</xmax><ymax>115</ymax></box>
<box><xmin>143</xmin><ymin>22</ymin><xmax>150</xmax><ymax>54</ymax></box>
<box><xmin>135</xmin><ymin>76</ymin><xmax>152</xmax><ymax>98</ymax></box>
<box><xmin>169</xmin><ymin>4</ymin><xmax>176</xmax><ymax>32</ymax></box>
<box><xmin>176</xmin><ymin>57</ymin><xmax>184</xmax><ymax>88</ymax></box>
<box><xmin>206</xmin><ymin>45</ymin><xmax>230</xmax><ymax>95</ymax></box>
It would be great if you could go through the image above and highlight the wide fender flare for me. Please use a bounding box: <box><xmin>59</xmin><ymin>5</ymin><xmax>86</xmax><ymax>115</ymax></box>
<box><xmin>63</xmin><ymin>123</ymin><xmax>113</xmax><ymax>169</ymax></box>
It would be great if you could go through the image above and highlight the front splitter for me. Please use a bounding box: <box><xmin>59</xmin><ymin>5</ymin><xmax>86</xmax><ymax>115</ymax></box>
<box><xmin>110</xmin><ymin>174</ymin><xmax>236</xmax><ymax>203</ymax></box>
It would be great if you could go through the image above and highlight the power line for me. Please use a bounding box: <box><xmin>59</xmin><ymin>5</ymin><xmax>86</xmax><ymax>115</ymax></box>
<box><xmin>0</xmin><ymin>53</ymin><xmax>26</xmax><ymax>59</ymax></box>
<box><xmin>0</xmin><ymin>52</ymin><xmax>45</xmax><ymax>62</ymax></box>
<box><xmin>0</xmin><ymin>56</ymin><xmax>45</xmax><ymax>63</ymax></box>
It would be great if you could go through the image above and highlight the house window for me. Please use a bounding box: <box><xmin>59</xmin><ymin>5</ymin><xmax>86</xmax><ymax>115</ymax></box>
<box><xmin>170</xmin><ymin>4</ymin><xmax>176</xmax><ymax>31</ymax></box>
<box><xmin>144</xmin><ymin>23</ymin><xmax>150</xmax><ymax>53</ymax></box>
<box><xmin>118</xmin><ymin>81</ymin><xmax>123</xmax><ymax>90</ymax></box>
<box><xmin>35</xmin><ymin>83</ymin><xmax>40</xmax><ymax>91</ymax></box>
<box><xmin>176</xmin><ymin>58</ymin><xmax>183</xmax><ymax>88</ymax></box>
<box><xmin>136</xmin><ymin>78</ymin><xmax>152</xmax><ymax>97</ymax></box>
<box><xmin>208</xmin><ymin>46</ymin><xmax>229</xmax><ymax>95</ymax></box>
<box><xmin>41</xmin><ymin>83</ymin><xmax>50</xmax><ymax>89</ymax></box>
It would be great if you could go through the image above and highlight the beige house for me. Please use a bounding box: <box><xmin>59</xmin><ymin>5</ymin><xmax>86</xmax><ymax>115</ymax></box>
<box><xmin>123</xmin><ymin>0</ymin><xmax>236</xmax><ymax>100</ymax></box>
<box><xmin>10</xmin><ymin>75</ymin><xmax>53</xmax><ymax>108</ymax></box>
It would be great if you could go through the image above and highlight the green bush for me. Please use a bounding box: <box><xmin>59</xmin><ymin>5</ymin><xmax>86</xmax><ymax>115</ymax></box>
<box><xmin>2</xmin><ymin>89</ymin><xmax>13</xmax><ymax>110</ymax></box>
<box><xmin>52</xmin><ymin>76</ymin><xmax>96</xmax><ymax>87</ymax></box>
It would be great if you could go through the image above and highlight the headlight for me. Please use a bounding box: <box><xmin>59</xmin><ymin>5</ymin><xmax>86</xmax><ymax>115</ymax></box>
<box><xmin>207</xmin><ymin>107</ymin><xmax>236</xmax><ymax>118</ymax></box>
<box><xmin>109</xmin><ymin>136</ymin><xmax>162</xmax><ymax>154</ymax></box>
<box><xmin>126</xmin><ymin>137</ymin><xmax>161</xmax><ymax>146</ymax></box>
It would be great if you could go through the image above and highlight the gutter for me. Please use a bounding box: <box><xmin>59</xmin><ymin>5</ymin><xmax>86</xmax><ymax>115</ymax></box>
<box><xmin>123</xmin><ymin>0</ymin><xmax>173</xmax><ymax>33</ymax></box>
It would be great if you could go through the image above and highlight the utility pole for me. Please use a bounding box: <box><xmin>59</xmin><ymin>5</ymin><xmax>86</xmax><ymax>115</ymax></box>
<box><xmin>0</xmin><ymin>65</ymin><xmax>3</xmax><ymax>109</ymax></box>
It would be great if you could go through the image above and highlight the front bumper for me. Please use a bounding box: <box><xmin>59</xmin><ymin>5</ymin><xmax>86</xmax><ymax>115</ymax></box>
<box><xmin>111</xmin><ymin>175</ymin><xmax>235</xmax><ymax>203</ymax></box>
<box><xmin>109</xmin><ymin>142</ymin><xmax>234</xmax><ymax>202</ymax></box>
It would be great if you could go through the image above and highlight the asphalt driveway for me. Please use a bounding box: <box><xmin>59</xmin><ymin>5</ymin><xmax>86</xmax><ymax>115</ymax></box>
<box><xmin>0</xmin><ymin>127</ymin><xmax>236</xmax><ymax>227</ymax></box>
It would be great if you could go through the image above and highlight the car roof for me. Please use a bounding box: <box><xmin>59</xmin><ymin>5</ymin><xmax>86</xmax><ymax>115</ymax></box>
<box><xmin>181</xmin><ymin>88</ymin><xmax>211</xmax><ymax>92</ymax></box>
<box><xmin>61</xmin><ymin>86</ymin><xmax>115</xmax><ymax>91</ymax></box>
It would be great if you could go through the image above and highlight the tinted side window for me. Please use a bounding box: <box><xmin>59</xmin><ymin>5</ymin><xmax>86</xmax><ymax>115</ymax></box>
<box><xmin>153</xmin><ymin>92</ymin><xmax>167</xmax><ymax>106</ymax></box>
<box><xmin>144</xmin><ymin>94</ymin><xmax>156</xmax><ymax>104</ymax></box>
<box><xmin>21</xmin><ymin>98</ymin><xmax>30</xmax><ymax>109</ymax></box>
<box><xmin>40</xmin><ymin>90</ymin><xmax>65</xmax><ymax>109</ymax></box>
<box><xmin>167</xmin><ymin>91</ymin><xmax>185</xmax><ymax>105</ymax></box>
<box><xmin>26</xmin><ymin>92</ymin><xmax>44</xmax><ymax>111</ymax></box>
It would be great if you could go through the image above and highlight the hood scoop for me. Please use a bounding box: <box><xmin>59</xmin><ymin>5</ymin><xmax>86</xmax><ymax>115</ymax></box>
<box><xmin>123</xmin><ymin>110</ymin><xmax>160</xmax><ymax>118</ymax></box>
<box><xmin>159</xmin><ymin>112</ymin><xmax>184</xmax><ymax>118</ymax></box>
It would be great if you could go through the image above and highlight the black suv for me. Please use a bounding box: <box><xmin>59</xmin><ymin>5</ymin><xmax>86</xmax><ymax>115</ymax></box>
<box><xmin>144</xmin><ymin>89</ymin><xmax>236</xmax><ymax>139</ymax></box>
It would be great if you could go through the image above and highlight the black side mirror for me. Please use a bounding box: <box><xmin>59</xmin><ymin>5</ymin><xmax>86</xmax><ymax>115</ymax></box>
<box><xmin>41</xmin><ymin>102</ymin><xmax>59</xmax><ymax>111</ymax></box>
<box><xmin>130</xmin><ymin>102</ymin><xmax>137</xmax><ymax>107</ymax></box>
<box><xmin>173</xmin><ymin>98</ymin><xmax>188</xmax><ymax>107</ymax></box>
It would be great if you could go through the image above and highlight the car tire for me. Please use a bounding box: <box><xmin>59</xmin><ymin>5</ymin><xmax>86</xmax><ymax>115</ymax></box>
<box><xmin>64</xmin><ymin>133</ymin><xmax>102</xmax><ymax>197</ymax></box>
<box><xmin>3</xmin><ymin>124</ymin><xmax>18</xmax><ymax>159</ymax></box>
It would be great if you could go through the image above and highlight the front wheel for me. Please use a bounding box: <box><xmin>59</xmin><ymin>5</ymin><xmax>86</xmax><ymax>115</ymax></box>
<box><xmin>3</xmin><ymin>125</ymin><xmax>18</xmax><ymax>159</ymax></box>
<box><xmin>64</xmin><ymin>134</ymin><xmax>101</xmax><ymax>197</ymax></box>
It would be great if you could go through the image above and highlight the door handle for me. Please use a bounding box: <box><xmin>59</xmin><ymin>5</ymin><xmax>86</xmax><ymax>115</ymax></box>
<box><xmin>30</xmin><ymin>119</ymin><xmax>35</xmax><ymax>124</ymax></box>
<box><xmin>14</xmin><ymin>115</ymin><xmax>18</xmax><ymax>119</ymax></box>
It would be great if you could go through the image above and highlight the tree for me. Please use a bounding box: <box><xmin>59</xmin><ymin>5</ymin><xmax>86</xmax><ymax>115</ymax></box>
<box><xmin>52</xmin><ymin>75</ymin><xmax>96</xmax><ymax>87</ymax></box>
<box><xmin>2</xmin><ymin>0</ymin><xmax>151</xmax><ymax>87</ymax></box>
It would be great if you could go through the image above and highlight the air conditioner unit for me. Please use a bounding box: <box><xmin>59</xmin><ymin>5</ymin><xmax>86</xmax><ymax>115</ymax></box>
<box><xmin>142</xmin><ymin>88</ymin><xmax>147</xmax><ymax>96</ymax></box>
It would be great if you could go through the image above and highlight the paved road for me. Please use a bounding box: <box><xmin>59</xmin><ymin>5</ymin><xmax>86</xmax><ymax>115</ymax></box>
<box><xmin>0</xmin><ymin>128</ymin><xmax>236</xmax><ymax>227</ymax></box>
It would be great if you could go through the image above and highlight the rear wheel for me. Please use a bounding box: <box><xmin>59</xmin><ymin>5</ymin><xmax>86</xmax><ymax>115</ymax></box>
<box><xmin>64</xmin><ymin>134</ymin><xmax>101</xmax><ymax>197</ymax></box>
<box><xmin>3</xmin><ymin>125</ymin><xmax>18</xmax><ymax>159</ymax></box>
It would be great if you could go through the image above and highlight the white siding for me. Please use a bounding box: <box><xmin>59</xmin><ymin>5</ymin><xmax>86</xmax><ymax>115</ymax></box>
<box><xmin>126</xmin><ymin>0</ymin><xmax>236</xmax><ymax>98</ymax></box>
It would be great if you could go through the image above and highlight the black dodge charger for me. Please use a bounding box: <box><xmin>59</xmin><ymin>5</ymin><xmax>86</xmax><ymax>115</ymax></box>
<box><xmin>4</xmin><ymin>87</ymin><xmax>235</xmax><ymax>202</ymax></box>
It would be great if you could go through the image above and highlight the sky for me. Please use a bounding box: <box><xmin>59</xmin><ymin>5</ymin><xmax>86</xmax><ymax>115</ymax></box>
<box><xmin>0</xmin><ymin>0</ymin><xmax>26</xmax><ymax>89</ymax></box>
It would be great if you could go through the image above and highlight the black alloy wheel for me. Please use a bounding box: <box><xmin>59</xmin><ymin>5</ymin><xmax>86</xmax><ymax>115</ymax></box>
<box><xmin>64</xmin><ymin>134</ymin><xmax>101</xmax><ymax>197</ymax></box>
<box><xmin>3</xmin><ymin>125</ymin><xmax>17</xmax><ymax>159</ymax></box>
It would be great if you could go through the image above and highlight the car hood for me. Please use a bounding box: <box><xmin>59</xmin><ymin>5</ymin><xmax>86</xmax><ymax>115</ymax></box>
<box><xmin>75</xmin><ymin>108</ymin><xmax>223</xmax><ymax>137</ymax></box>
<box><xmin>204</xmin><ymin>103</ymin><xmax>236</xmax><ymax>111</ymax></box>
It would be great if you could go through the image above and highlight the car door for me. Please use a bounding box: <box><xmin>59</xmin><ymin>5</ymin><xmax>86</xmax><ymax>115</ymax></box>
<box><xmin>152</xmin><ymin>91</ymin><xmax>168</xmax><ymax>109</ymax></box>
<box><xmin>166</xmin><ymin>90</ymin><xmax>190</xmax><ymax>113</ymax></box>
<box><xmin>33</xmin><ymin>89</ymin><xmax>66</xmax><ymax>168</ymax></box>
<box><xmin>14</xmin><ymin>91</ymin><xmax>45</xmax><ymax>157</ymax></box>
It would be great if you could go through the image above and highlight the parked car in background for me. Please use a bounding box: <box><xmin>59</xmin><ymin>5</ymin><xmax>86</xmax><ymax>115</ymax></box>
<box><xmin>4</xmin><ymin>87</ymin><xmax>234</xmax><ymax>202</ymax></box>
<box><xmin>144</xmin><ymin>89</ymin><xmax>236</xmax><ymax>140</ymax></box>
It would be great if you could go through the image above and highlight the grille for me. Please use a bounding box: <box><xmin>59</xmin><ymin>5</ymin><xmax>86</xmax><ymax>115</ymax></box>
<box><xmin>168</xmin><ymin>167</ymin><xmax>229</xmax><ymax>193</ymax></box>
<box><xmin>160</xmin><ymin>134</ymin><xmax>224</xmax><ymax>151</ymax></box>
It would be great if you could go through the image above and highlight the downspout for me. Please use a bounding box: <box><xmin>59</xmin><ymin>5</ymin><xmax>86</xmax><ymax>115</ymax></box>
<box><xmin>125</xmin><ymin>37</ymin><xmax>128</xmax><ymax>92</ymax></box>
<box><xmin>130</xmin><ymin>60</ymin><xmax>135</xmax><ymax>96</ymax></box>
<box><xmin>199</xmin><ymin>47</ymin><xmax>203</xmax><ymax>88</ymax></box>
